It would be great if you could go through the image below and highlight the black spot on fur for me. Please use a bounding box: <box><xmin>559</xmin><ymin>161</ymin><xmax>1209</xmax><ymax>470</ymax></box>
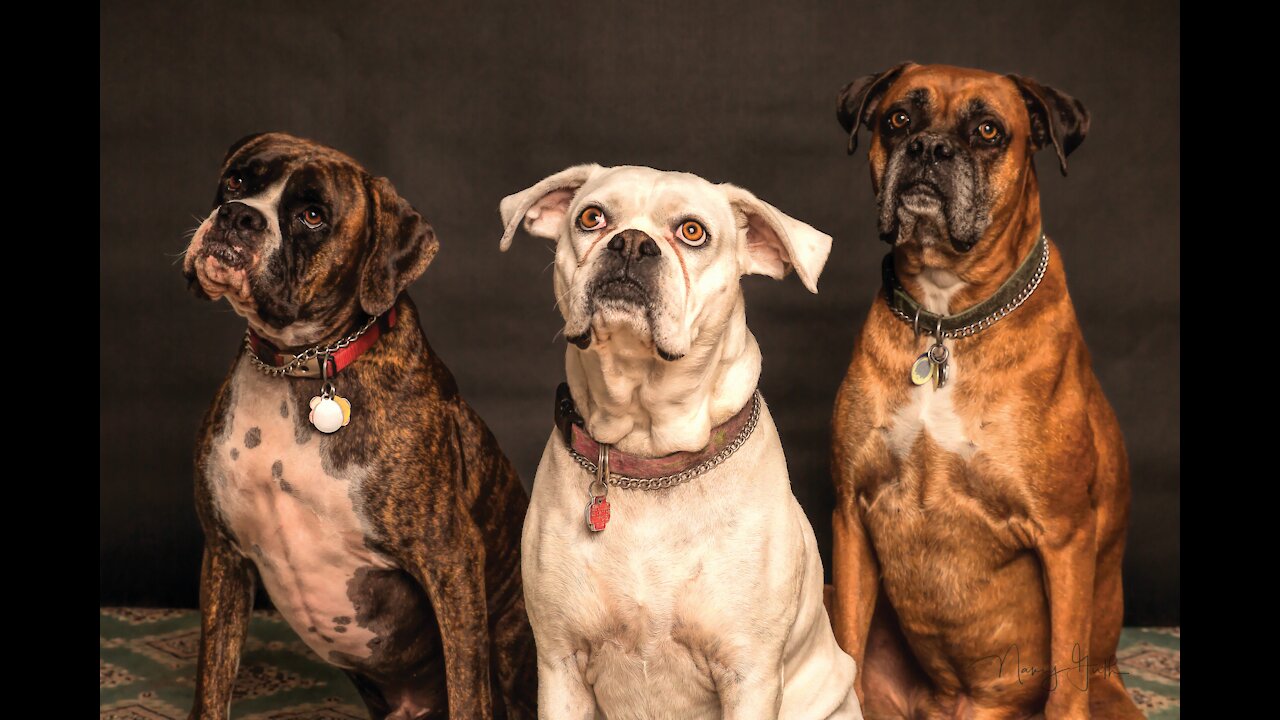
<box><xmin>230</xmin><ymin>448</ymin><xmax>239</xmax><ymax>460</ymax></box>
<box><xmin>272</xmin><ymin>460</ymin><xmax>284</xmax><ymax>478</ymax></box>
<box><xmin>334</xmin><ymin>616</ymin><xmax>352</xmax><ymax>625</ymax></box>
<box><xmin>280</xmin><ymin>400</ymin><xmax>289</xmax><ymax>418</ymax></box>
<box><xmin>244</xmin><ymin>427</ymin><xmax>261</xmax><ymax>448</ymax></box>
<box><xmin>334</xmin><ymin>625</ymin><xmax>347</xmax><ymax>633</ymax></box>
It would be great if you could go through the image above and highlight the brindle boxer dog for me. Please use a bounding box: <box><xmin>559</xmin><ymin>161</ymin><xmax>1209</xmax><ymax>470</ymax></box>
<box><xmin>828</xmin><ymin>65</ymin><xmax>1143</xmax><ymax>719</ymax></box>
<box><xmin>181</xmin><ymin>133</ymin><xmax>537</xmax><ymax>720</ymax></box>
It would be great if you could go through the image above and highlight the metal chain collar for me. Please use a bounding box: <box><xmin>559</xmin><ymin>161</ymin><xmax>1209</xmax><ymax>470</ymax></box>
<box><xmin>887</xmin><ymin>234</ymin><xmax>1049</xmax><ymax>340</ymax></box>
<box><xmin>567</xmin><ymin>391</ymin><xmax>762</xmax><ymax>491</ymax></box>
<box><xmin>243</xmin><ymin>314</ymin><xmax>380</xmax><ymax>377</ymax></box>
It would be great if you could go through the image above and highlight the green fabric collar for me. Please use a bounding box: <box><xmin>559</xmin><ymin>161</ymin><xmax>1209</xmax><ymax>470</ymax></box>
<box><xmin>881</xmin><ymin>233</ymin><xmax>1049</xmax><ymax>338</ymax></box>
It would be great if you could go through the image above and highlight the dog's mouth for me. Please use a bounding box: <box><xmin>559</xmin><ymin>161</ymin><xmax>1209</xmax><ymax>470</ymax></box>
<box><xmin>590</xmin><ymin>274</ymin><xmax>651</xmax><ymax>309</ymax></box>
<box><xmin>186</xmin><ymin>233</ymin><xmax>258</xmax><ymax>304</ymax></box>
<box><xmin>566</xmin><ymin>273</ymin><xmax>684</xmax><ymax>361</ymax></box>
<box><xmin>201</xmin><ymin>236</ymin><xmax>252</xmax><ymax>270</ymax></box>
<box><xmin>897</xmin><ymin>181</ymin><xmax>947</xmax><ymax>214</ymax></box>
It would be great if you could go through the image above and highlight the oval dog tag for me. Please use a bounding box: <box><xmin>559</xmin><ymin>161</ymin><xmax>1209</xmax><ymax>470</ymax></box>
<box><xmin>910</xmin><ymin>353</ymin><xmax>935</xmax><ymax>386</ymax></box>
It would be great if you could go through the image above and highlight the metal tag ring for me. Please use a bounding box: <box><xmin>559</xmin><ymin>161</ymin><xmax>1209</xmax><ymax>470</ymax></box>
<box><xmin>928</xmin><ymin>344</ymin><xmax>949</xmax><ymax>364</ymax></box>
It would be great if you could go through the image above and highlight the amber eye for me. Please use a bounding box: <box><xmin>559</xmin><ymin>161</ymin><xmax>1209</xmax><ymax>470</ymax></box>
<box><xmin>578</xmin><ymin>206</ymin><xmax>606</xmax><ymax>230</ymax></box>
<box><xmin>225</xmin><ymin>174</ymin><xmax>243</xmax><ymax>192</ymax></box>
<box><xmin>300</xmin><ymin>206</ymin><xmax>326</xmax><ymax>229</ymax></box>
<box><xmin>678</xmin><ymin>220</ymin><xmax>707</xmax><ymax>247</ymax></box>
<box><xmin>888</xmin><ymin>111</ymin><xmax>911</xmax><ymax>130</ymax></box>
<box><xmin>977</xmin><ymin>122</ymin><xmax>1001</xmax><ymax>142</ymax></box>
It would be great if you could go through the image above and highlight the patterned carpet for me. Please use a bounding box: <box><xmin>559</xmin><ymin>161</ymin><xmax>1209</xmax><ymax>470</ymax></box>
<box><xmin>100</xmin><ymin>608</ymin><xmax>1180</xmax><ymax>718</ymax></box>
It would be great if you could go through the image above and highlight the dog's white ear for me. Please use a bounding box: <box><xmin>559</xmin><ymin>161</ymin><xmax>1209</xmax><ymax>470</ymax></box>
<box><xmin>723</xmin><ymin>186</ymin><xmax>832</xmax><ymax>293</ymax></box>
<box><xmin>498</xmin><ymin>164</ymin><xmax>601</xmax><ymax>251</ymax></box>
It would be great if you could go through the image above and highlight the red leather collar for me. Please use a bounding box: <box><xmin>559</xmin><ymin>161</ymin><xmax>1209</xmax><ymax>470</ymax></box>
<box><xmin>554</xmin><ymin>382</ymin><xmax>759</xmax><ymax>479</ymax></box>
<box><xmin>247</xmin><ymin>307</ymin><xmax>397</xmax><ymax>379</ymax></box>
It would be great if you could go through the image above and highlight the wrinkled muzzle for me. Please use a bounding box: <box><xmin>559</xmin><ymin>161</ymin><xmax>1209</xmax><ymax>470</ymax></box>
<box><xmin>877</xmin><ymin>132</ymin><xmax>989</xmax><ymax>251</ymax></box>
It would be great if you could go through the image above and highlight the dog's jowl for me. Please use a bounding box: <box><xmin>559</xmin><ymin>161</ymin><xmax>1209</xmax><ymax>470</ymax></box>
<box><xmin>500</xmin><ymin>165</ymin><xmax>862</xmax><ymax>719</ymax></box>
<box><xmin>829</xmin><ymin>64</ymin><xmax>1143</xmax><ymax>719</ymax></box>
<box><xmin>183</xmin><ymin>133</ymin><xmax>537</xmax><ymax>720</ymax></box>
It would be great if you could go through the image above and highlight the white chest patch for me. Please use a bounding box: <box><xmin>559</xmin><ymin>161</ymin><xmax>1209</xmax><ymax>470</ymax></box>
<box><xmin>205</xmin><ymin>361</ymin><xmax>396</xmax><ymax>666</ymax></box>
<box><xmin>915</xmin><ymin>268</ymin><xmax>964</xmax><ymax>315</ymax></box>
<box><xmin>886</xmin><ymin>349</ymin><xmax>975</xmax><ymax>460</ymax></box>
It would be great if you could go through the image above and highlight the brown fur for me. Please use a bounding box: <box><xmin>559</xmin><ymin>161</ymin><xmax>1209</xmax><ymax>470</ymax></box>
<box><xmin>829</xmin><ymin>65</ymin><xmax>1141</xmax><ymax>720</ymax></box>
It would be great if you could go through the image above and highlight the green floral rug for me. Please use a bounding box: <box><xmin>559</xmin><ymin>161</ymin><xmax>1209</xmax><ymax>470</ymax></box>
<box><xmin>100</xmin><ymin>608</ymin><xmax>1180</xmax><ymax>718</ymax></box>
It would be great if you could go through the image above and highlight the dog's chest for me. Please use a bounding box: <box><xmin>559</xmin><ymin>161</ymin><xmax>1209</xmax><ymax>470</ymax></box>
<box><xmin>526</xmin><ymin>433</ymin><xmax>800</xmax><ymax>715</ymax></box>
<box><xmin>855</xmin><ymin>356</ymin><xmax>1039</xmax><ymax>597</ymax></box>
<box><xmin>204</xmin><ymin>361</ymin><xmax>397</xmax><ymax>665</ymax></box>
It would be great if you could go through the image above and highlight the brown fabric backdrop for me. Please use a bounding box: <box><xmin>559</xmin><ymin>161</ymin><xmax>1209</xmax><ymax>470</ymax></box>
<box><xmin>99</xmin><ymin>0</ymin><xmax>1179</xmax><ymax>623</ymax></box>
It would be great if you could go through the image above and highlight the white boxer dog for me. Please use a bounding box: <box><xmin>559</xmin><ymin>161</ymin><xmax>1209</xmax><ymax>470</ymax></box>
<box><xmin>499</xmin><ymin>164</ymin><xmax>861</xmax><ymax>720</ymax></box>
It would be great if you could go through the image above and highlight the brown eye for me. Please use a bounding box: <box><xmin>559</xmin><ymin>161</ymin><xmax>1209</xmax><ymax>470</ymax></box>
<box><xmin>977</xmin><ymin>122</ymin><xmax>1001</xmax><ymax>142</ymax></box>
<box><xmin>225</xmin><ymin>174</ymin><xmax>243</xmax><ymax>192</ymax></box>
<box><xmin>679</xmin><ymin>220</ymin><xmax>707</xmax><ymax>247</ymax></box>
<box><xmin>300</xmin><ymin>207</ymin><xmax>325</xmax><ymax>229</ymax></box>
<box><xmin>888</xmin><ymin>111</ymin><xmax>911</xmax><ymax>130</ymax></box>
<box><xmin>578</xmin><ymin>206</ymin><xmax>606</xmax><ymax>230</ymax></box>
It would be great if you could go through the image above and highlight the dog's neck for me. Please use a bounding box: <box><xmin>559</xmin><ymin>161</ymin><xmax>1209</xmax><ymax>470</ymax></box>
<box><xmin>565</xmin><ymin>295</ymin><xmax>760</xmax><ymax>457</ymax></box>
<box><xmin>895</xmin><ymin>170</ymin><xmax>1043</xmax><ymax>316</ymax></box>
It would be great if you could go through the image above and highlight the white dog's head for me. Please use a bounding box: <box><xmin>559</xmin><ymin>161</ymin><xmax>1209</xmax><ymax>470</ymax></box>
<box><xmin>499</xmin><ymin>165</ymin><xmax>832</xmax><ymax>361</ymax></box>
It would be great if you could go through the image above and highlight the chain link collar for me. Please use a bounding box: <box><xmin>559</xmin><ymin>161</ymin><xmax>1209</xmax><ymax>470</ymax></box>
<box><xmin>565</xmin><ymin>390</ymin><xmax>761</xmax><ymax>491</ymax></box>
<box><xmin>883</xmin><ymin>232</ymin><xmax>1049</xmax><ymax>340</ymax></box>
<box><xmin>244</xmin><ymin>314</ymin><xmax>381</xmax><ymax>378</ymax></box>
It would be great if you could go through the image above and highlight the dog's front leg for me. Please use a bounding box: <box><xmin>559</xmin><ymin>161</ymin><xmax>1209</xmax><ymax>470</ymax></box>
<box><xmin>402</xmin><ymin>528</ymin><xmax>494</xmax><ymax>720</ymax></box>
<box><xmin>717</xmin><ymin>665</ymin><xmax>783</xmax><ymax>720</ymax></box>
<box><xmin>1037</xmin><ymin>514</ymin><xmax>1098</xmax><ymax>720</ymax></box>
<box><xmin>831</xmin><ymin>499</ymin><xmax>879</xmax><ymax>704</ymax></box>
<box><xmin>190</xmin><ymin>535</ymin><xmax>254</xmax><ymax>720</ymax></box>
<box><xmin>535</xmin><ymin>651</ymin><xmax>596</xmax><ymax>719</ymax></box>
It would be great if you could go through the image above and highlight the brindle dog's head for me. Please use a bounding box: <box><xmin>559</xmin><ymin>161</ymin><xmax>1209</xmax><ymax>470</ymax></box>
<box><xmin>837</xmin><ymin>63</ymin><xmax>1088</xmax><ymax>254</ymax></box>
<box><xmin>182</xmin><ymin>133</ymin><xmax>438</xmax><ymax>348</ymax></box>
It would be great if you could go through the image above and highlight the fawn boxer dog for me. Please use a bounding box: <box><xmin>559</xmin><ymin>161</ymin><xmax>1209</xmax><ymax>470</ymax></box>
<box><xmin>181</xmin><ymin>133</ymin><xmax>537</xmax><ymax>719</ymax></box>
<box><xmin>828</xmin><ymin>64</ymin><xmax>1142</xmax><ymax>719</ymax></box>
<box><xmin>499</xmin><ymin>165</ymin><xmax>861</xmax><ymax>719</ymax></box>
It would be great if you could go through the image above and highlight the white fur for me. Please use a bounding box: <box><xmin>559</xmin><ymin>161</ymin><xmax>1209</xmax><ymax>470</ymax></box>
<box><xmin>503</xmin><ymin>167</ymin><xmax>859</xmax><ymax>719</ymax></box>
<box><xmin>887</xmin><ymin>341</ymin><xmax>975</xmax><ymax>460</ymax></box>
<box><xmin>203</xmin><ymin>358</ymin><xmax>397</xmax><ymax>666</ymax></box>
<box><xmin>915</xmin><ymin>267</ymin><xmax>964</xmax><ymax>315</ymax></box>
<box><xmin>501</xmin><ymin>165</ymin><xmax>832</xmax><ymax>457</ymax></box>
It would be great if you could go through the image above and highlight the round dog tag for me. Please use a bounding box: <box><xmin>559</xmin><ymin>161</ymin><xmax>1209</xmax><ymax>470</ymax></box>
<box><xmin>309</xmin><ymin>395</ymin><xmax>352</xmax><ymax>433</ymax></box>
<box><xmin>910</xmin><ymin>353</ymin><xmax>934</xmax><ymax>386</ymax></box>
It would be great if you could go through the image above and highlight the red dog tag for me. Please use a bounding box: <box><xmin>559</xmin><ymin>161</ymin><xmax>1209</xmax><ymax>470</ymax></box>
<box><xmin>585</xmin><ymin>495</ymin><xmax>611</xmax><ymax>532</ymax></box>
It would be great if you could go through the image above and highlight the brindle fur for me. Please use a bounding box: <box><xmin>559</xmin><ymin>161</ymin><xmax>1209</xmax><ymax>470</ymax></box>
<box><xmin>186</xmin><ymin>134</ymin><xmax>536</xmax><ymax>719</ymax></box>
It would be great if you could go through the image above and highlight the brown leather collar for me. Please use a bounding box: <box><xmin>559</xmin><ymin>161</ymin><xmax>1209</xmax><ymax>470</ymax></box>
<box><xmin>554</xmin><ymin>382</ymin><xmax>759</xmax><ymax>480</ymax></box>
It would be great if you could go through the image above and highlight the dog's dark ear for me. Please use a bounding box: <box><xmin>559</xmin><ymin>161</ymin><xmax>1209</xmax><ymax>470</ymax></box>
<box><xmin>222</xmin><ymin>132</ymin><xmax>268</xmax><ymax>166</ymax></box>
<box><xmin>1008</xmin><ymin>75</ymin><xmax>1089</xmax><ymax>176</ymax></box>
<box><xmin>359</xmin><ymin>176</ymin><xmax>439</xmax><ymax>316</ymax></box>
<box><xmin>837</xmin><ymin>63</ymin><xmax>912</xmax><ymax>155</ymax></box>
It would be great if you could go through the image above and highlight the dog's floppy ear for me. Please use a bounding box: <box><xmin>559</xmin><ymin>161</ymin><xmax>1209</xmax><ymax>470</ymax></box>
<box><xmin>222</xmin><ymin>132</ymin><xmax>268</xmax><ymax>166</ymax></box>
<box><xmin>723</xmin><ymin>185</ymin><xmax>832</xmax><ymax>294</ymax></box>
<box><xmin>837</xmin><ymin>62</ymin><xmax>912</xmax><ymax>155</ymax></box>
<box><xmin>1008</xmin><ymin>74</ymin><xmax>1089</xmax><ymax>177</ymax></box>
<box><xmin>359</xmin><ymin>175</ymin><xmax>439</xmax><ymax>316</ymax></box>
<box><xmin>499</xmin><ymin>164</ymin><xmax>601</xmax><ymax>251</ymax></box>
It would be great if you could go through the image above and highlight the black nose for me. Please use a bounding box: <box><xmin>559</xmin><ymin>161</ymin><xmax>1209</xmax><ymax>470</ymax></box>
<box><xmin>605</xmin><ymin>229</ymin><xmax>661</xmax><ymax>261</ymax></box>
<box><xmin>216</xmin><ymin>202</ymin><xmax>266</xmax><ymax>232</ymax></box>
<box><xmin>906</xmin><ymin>134</ymin><xmax>956</xmax><ymax>164</ymax></box>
